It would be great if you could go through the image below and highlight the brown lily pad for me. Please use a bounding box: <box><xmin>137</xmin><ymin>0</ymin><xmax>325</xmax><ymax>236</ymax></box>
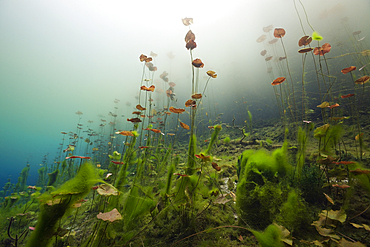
<box><xmin>97</xmin><ymin>208</ymin><xmax>122</xmax><ymax>222</ymax></box>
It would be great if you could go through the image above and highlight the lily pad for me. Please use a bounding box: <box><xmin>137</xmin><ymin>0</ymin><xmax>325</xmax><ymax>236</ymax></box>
<box><xmin>97</xmin><ymin>184</ymin><xmax>119</xmax><ymax>196</ymax></box>
<box><xmin>321</xmin><ymin>209</ymin><xmax>346</xmax><ymax>223</ymax></box>
<box><xmin>274</xmin><ymin>223</ymin><xmax>292</xmax><ymax>246</ymax></box>
<box><xmin>97</xmin><ymin>208</ymin><xmax>122</xmax><ymax>222</ymax></box>
<box><xmin>350</xmin><ymin>222</ymin><xmax>370</xmax><ymax>232</ymax></box>
<box><xmin>338</xmin><ymin>238</ymin><xmax>366</xmax><ymax>247</ymax></box>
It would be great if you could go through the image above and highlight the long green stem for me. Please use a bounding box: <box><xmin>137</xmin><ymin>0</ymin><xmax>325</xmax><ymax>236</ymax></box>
<box><xmin>280</xmin><ymin>38</ymin><xmax>298</xmax><ymax>125</ymax></box>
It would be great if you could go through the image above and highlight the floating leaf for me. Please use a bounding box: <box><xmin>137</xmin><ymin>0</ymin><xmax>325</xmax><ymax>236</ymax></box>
<box><xmin>169</xmin><ymin>107</ymin><xmax>185</xmax><ymax>114</ymax></box>
<box><xmin>353</xmin><ymin>30</ymin><xmax>361</xmax><ymax>36</ymax></box>
<box><xmin>265</xmin><ymin>56</ymin><xmax>273</xmax><ymax>61</ymax></box>
<box><xmin>263</xmin><ymin>25</ymin><xmax>273</xmax><ymax>32</ymax></box>
<box><xmin>166</xmin><ymin>89</ymin><xmax>173</xmax><ymax>98</ymax></box>
<box><xmin>139</xmin><ymin>54</ymin><xmax>152</xmax><ymax>62</ymax></box>
<box><xmin>140</xmin><ymin>85</ymin><xmax>155</xmax><ymax>92</ymax></box>
<box><xmin>321</xmin><ymin>210</ymin><xmax>346</xmax><ymax>223</ymax></box>
<box><xmin>256</xmin><ymin>35</ymin><xmax>266</xmax><ymax>43</ymax></box>
<box><xmin>182</xmin><ymin>18</ymin><xmax>193</xmax><ymax>26</ymax></box>
<box><xmin>150</xmin><ymin>129</ymin><xmax>162</xmax><ymax>134</ymax></box>
<box><xmin>185</xmin><ymin>99</ymin><xmax>196</xmax><ymax>107</ymax></box>
<box><xmin>323</xmin><ymin>193</ymin><xmax>334</xmax><ymax>205</ymax></box>
<box><xmin>298</xmin><ymin>47</ymin><xmax>313</xmax><ymax>53</ymax></box>
<box><xmin>332</xmin><ymin>160</ymin><xmax>355</xmax><ymax>165</ymax></box>
<box><xmin>328</xmin><ymin>103</ymin><xmax>339</xmax><ymax>109</ymax></box>
<box><xmin>180</xmin><ymin>122</ymin><xmax>190</xmax><ymax>130</ymax></box>
<box><xmin>127</xmin><ymin>118</ymin><xmax>142</xmax><ymax>123</ymax></box>
<box><xmin>97</xmin><ymin>208</ymin><xmax>122</xmax><ymax>222</ymax></box>
<box><xmin>274</xmin><ymin>224</ymin><xmax>293</xmax><ymax>246</ymax></box>
<box><xmin>354</xmin><ymin>76</ymin><xmax>370</xmax><ymax>85</ymax></box>
<box><xmin>338</xmin><ymin>238</ymin><xmax>366</xmax><ymax>247</ymax></box>
<box><xmin>317</xmin><ymin>101</ymin><xmax>330</xmax><ymax>108</ymax></box>
<box><xmin>314</xmin><ymin>124</ymin><xmax>330</xmax><ymax>138</ymax></box>
<box><xmin>160</xmin><ymin>71</ymin><xmax>169</xmax><ymax>82</ymax></box>
<box><xmin>136</xmin><ymin>104</ymin><xmax>146</xmax><ymax>111</ymax></box>
<box><xmin>312</xmin><ymin>31</ymin><xmax>323</xmax><ymax>41</ymax></box>
<box><xmin>186</xmin><ymin>40</ymin><xmax>197</xmax><ymax>50</ymax></box>
<box><xmin>206</xmin><ymin>70</ymin><xmax>217</xmax><ymax>78</ymax></box>
<box><xmin>97</xmin><ymin>184</ymin><xmax>119</xmax><ymax>196</ymax></box>
<box><xmin>145</xmin><ymin>62</ymin><xmax>156</xmax><ymax>71</ymax></box>
<box><xmin>66</xmin><ymin>156</ymin><xmax>91</xmax><ymax>160</ymax></box>
<box><xmin>169</xmin><ymin>82</ymin><xmax>176</xmax><ymax>87</ymax></box>
<box><xmin>341</xmin><ymin>94</ymin><xmax>355</xmax><ymax>99</ymax></box>
<box><xmin>191</xmin><ymin>93</ymin><xmax>202</xmax><ymax>99</ymax></box>
<box><xmin>350</xmin><ymin>168</ymin><xmax>370</xmax><ymax>175</ymax></box>
<box><xmin>195</xmin><ymin>153</ymin><xmax>211</xmax><ymax>161</ymax></box>
<box><xmin>192</xmin><ymin>58</ymin><xmax>204</xmax><ymax>68</ymax></box>
<box><xmin>271</xmin><ymin>77</ymin><xmax>286</xmax><ymax>86</ymax></box>
<box><xmin>315</xmin><ymin>226</ymin><xmax>339</xmax><ymax>240</ymax></box>
<box><xmin>185</xmin><ymin>30</ymin><xmax>195</xmax><ymax>43</ymax></box>
<box><xmin>115</xmin><ymin>131</ymin><xmax>134</xmax><ymax>136</ymax></box>
<box><xmin>313</xmin><ymin>43</ymin><xmax>331</xmax><ymax>56</ymax></box>
<box><xmin>211</xmin><ymin>162</ymin><xmax>221</xmax><ymax>171</ymax></box>
<box><xmin>269</xmin><ymin>39</ymin><xmax>278</xmax><ymax>44</ymax></box>
<box><xmin>298</xmin><ymin>35</ymin><xmax>312</xmax><ymax>46</ymax></box>
<box><xmin>350</xmin><ymin>222</ymin><xmax>370</xmax><ymax>232</ymax></box>
<box><xmin>274</xmin><ymin>28</ymin><xmax>286</xmax><ymax>38</ymax></box>
<box><xmin>341</xmin><ymin>66</ymin><xmax>356</xmax><ymax>74</ymax></box>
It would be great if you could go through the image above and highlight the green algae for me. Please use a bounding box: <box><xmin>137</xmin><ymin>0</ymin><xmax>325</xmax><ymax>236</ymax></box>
<box><xmin>26</xmin><ymin>162</ymin><xmax>100</xmax><ymax>247</ymax></box>
<box><xmin>251</xmin><ymin>224</ymin><xmax>284</xmax><ymax>247</ymax></box>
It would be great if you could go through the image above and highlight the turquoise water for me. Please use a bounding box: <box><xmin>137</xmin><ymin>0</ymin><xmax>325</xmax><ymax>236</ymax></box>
<box><xmin>0</xmin><ymin>0</ymin><xmax>369</xmax><ymax>200</ymax></box>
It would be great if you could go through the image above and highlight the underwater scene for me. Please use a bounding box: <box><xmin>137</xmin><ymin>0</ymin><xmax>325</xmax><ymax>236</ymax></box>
<box><xmin>1</xmin><ymin>0</ymin><xmax>370</xmax><ymax>246</ymax></box>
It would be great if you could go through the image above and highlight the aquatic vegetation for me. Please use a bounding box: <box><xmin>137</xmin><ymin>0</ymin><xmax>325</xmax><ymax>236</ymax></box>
<box><xmin>181</xmin><ymin>17</ymin><xmax>193</xmax><ymax>26</ymax></box>
<box><xmin>223</xmin><ymin>136</ymin><xmax>231</xmax><ymax>144</ymax></box>
<box><xmin>191</xmin><ymin>58</ymin><xmax>204</xmax><ymax>68</ymax></box>
<box><xmin>2</xmin><ymin>3</ymin><xmax>370</xmax><ymax>246</ymax></box>
<box><xmin>271</xmin><ymin>77</ymin><xmax>286</xmax><ymax>86</ymax></box>
<box><xmin>354</xmin><ymin>75</ymin><xmax>370</xmax><ymax>85</ymax></box>
<box><xmin>26</xmin><ymin>162</ymin><xmax>100</xmax><ymax>247</ymax></box>
<box><xmin>298</xmin><ymin>35</ymin><xmax>312</xmax><ymax>46</ymax></box>
<box><xmin>140</xmin><ymin>85</ymin><xmax>155</xmax><ymax>92</ymax></box>
<box><xmin>250</xmin><ymin>224</ymin><xmax>284</xmax><ymax>247</ymax></box>
<box><xmin>298</xmin><ymin>47</ymin><xmax>313</xmax><ymax>53</ymax></box>
<box><xmin>313</xmin><ymin>43</ymin><xmax>332</xmax><ymax>56</ymax></box>
<box><xmin>273</xmin><ymin>28</ymin><xmax>285</xmax><ymax>38</ymax></box>
<box><xmin>236</xmin><ymin>145</ymin><xmax>291</xmax><ymax>229</ymax></box>
<box><xmin>96</xmin><ymin>208</ymin><xmax>122</xmax><ymax>222</ymax></box>
<box><xmin>277</xmin><ymin>190</ymin><xmax>310</xmax><ymax>233</ymax></box>
<box><xmin>341</xmin><ymin>66</ymin><xmax>357</xmax><ymax>74</ymax></box>
<box><xmin>256</xmin><ymin>34</ymin><xmax>267</xmax><ymax>43</ymax></box>
<box><xmin>312</xmin><ymin>31</ymin><xmax>323</xmax><ymax>41</ymax></box>
<box><xmin>295</xmin><ymin>127</ymin><xmax>307</xmax><ymax>179</ymax></box>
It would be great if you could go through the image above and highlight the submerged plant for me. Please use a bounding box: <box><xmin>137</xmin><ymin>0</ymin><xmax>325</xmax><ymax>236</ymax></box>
<box><xmin>26</xmin><ymin>162</ymin><xmax>100</xmax><ymax>247</ymax></box>
<box><xmin>236</xmin><ymin>144</ymin><xmax>292</xmax><ymax>230</ymax></box>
